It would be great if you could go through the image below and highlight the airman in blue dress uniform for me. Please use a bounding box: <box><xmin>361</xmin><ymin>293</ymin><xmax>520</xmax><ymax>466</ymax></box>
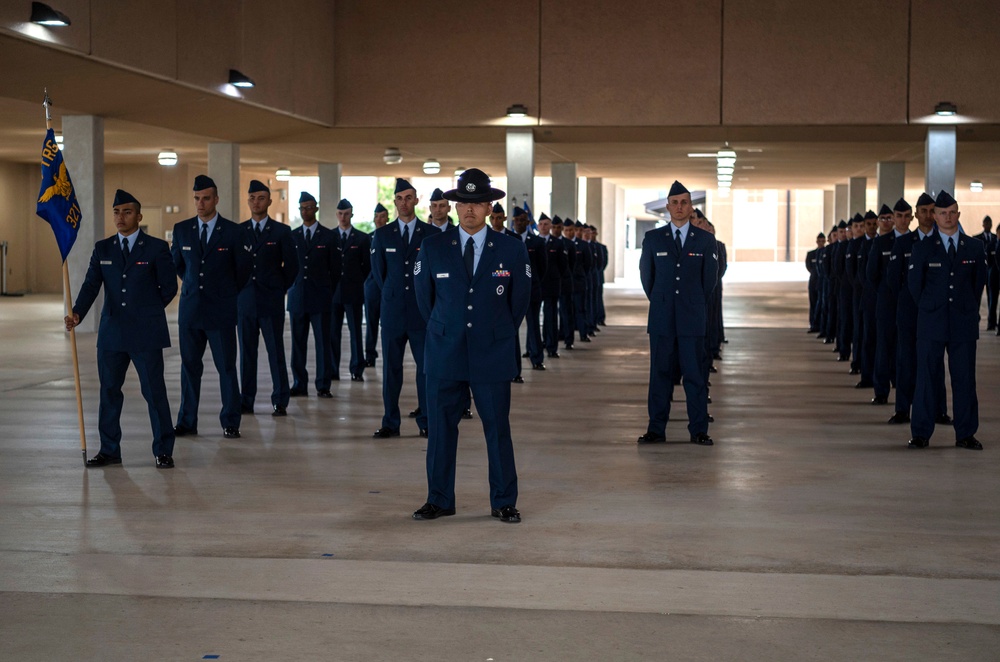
<box><xmin>637</xmin><ymin>180</ymin><xmax>718</xmax><ymax>447</ymax></box>
<box><xmin>237</xmin><ymin>180</ymin><xmax>298</xmax><ymax>416</ymax></box>
<box><xmin>330</xmin><ymin>198</ymin><xmax>372</xmax><ymax>383</ymax></box>
<box><xmin>536</xmin><ymin>213</ymin><xmax>567</xmax><ymax>359</ymax></box>
<box><xmin>370</xmin><ymin>178</ymin><xmax>431</xmax><ymax>438</ymax></box>
<box><xmin>67</xmin><ymin>189</ymin><xmax>178</xmax><ymax>468</ymax></box>
<box><xmin>287</xmin><ymin>191</ymin><xmax>341</xmax><ymax>398</ymax></box>
<box><xmin>512</xmin><ymin>206</ymin><xmax>548</xmax><ymax>373</ymax></box>
<box><xmin>412</xmin><ymin>168</ymin><xmax>530</xmax><ymax>523</ymax></box>
<box><xmin>171</xmin><ymin>175</ymin><xmax>253</xmax><ymax>439</ymax></box>
<box><xmin>907</xmin><ymin>191</ymin><xmax>987</xmax><ymax>450</ymax></box>
<box><xmin>806</xmin><ymin>233</ymin><xmax>825</xmax><ymax>331</ymax></box>
<box><xmin>972</xmin><ymin>216</ymin><xmax>998</xmax><ymax>331</ymax></box>
<box><xmin>364</xmin><ymin>203</ymin><xmax>389</xmax><ymax>366</ymax></box>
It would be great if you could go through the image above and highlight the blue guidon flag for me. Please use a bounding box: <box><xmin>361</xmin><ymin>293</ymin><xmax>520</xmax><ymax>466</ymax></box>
<box><xmin>36</xmin><ymin>128</ymin><xmax>82</xmax><ymax>262</ymax></box>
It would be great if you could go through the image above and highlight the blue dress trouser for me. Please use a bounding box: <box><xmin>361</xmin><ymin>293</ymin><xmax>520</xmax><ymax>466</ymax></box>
<box><xmin>381</xmin><ymin>328</ymin><xmax>427</xmax><ymax>430</ymax></box>
<box><xmin>98</xmin><ymin>348</ymin><xmax>174</xmax><ymax>458</ymax></box>
<box><xmin>177</xmin><ymin>325</ymin><xmax>241</xmax><ymax>430</ymax></box>
<box><xmin>911</xmin><ymin>338</ymin><xmax>976</xmax><ymax>440</ymax></box>
<box><xmin>647</xmin><ymin>334</ymin><xmax>709</xmax><ymax>437</ymax></box>
<box><xmin>239</xmin><ymin>314</ymin><xmax>290</xmax><ymax>409</ymax></box>
<box><xmin>290</xmin><ymin>312</ymin><xmax>332</xmax><ymax>392</ymax></box>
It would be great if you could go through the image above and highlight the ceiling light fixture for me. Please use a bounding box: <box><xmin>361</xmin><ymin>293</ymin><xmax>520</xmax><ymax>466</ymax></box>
<box><xmin>717</xmin><ymin>146</ymin><xmax>737</xmax><ymax>191</ymax></box>
<box><xmin>454</xmin><ymin>167</ymin><xmax>466</xmax><ymax>177</ymax></box>
<box><xmin>157</xmin><ymin>150</ymin><xmax>178</xmax><ymax>166</ymax></box>
<box><xmin>687</xmin><ymin>153</ymin><xmax>717</xmax><ymax>158</ymax></box>
<box><xmin>275</xmin><ymin>167</ymin><xmax>291</xmax><ymax>181</ymax></box>
<box><xmin>970</xmin><ymin>180</ymin><xmax>984</xmax><ymax>192</ymax></box>
<box><xmin>30</xmin><ymin>1</ymin><xmax>71</xmax><ymax>26</ymax></box>
<box><xmin>228</xmin><ymin>69</ymin><xmax>255</xmax><ymax>89</ymax></box>
<box><xmin>54</xmin><ymin>133</ymin><xmax>63</xmax><ymax>147</ymax></box>
<box><xmin>383</xmin><ymin>148</ymin><xmax>402</xmax><ymax>165</ymax></box>
<box><xmin>422</xmin><ymin>159</ymin><xmax>441</xmax><ymax>175</ymax></box>
<box><xmin>506</xmin><ymin>104</ymin><xmax>528</xmax><ymax>118</ymax></box>
<box><xmin>934</xmin><ymin>101</ymin><xmax>957</xmax><ymax>116</ymax></box>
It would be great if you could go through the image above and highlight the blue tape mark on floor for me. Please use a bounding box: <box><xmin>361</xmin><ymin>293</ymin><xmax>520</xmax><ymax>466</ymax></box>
<box><xmin>322</xmin><ymin>553</ymin><xmax>334</xmax><ymax>557</ymax></box>
<box><xmin>369</xmin><ymin>490</ymin><xmax>381</xmax><ymax>494</ymax></box>
<box><xmin>202</xmin><ymin>656</ymin><xmax>220</xmax><ymax>660</ymax></box>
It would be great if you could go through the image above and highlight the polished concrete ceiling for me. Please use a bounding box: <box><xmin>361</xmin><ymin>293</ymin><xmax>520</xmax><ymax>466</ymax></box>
<box><xmin>3</xmin><ymin>31</ymin><xmax>1000</xmax><ymax>193</ymax></box>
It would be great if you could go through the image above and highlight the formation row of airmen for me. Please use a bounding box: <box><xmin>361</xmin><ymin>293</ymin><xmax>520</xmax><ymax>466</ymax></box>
<box><xmin>66</xmin><ymin>173</ymin><xmax>610</xmax><ymax>514</ymax></box>
<box><xmin>805</xmin><ymin>191</ymin><xmax>990</xmax><ymax>450</ymax></box>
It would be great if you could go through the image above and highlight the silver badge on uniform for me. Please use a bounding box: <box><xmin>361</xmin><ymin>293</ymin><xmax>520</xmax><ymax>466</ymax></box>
<box><xmin>497</xmin><ymin>285</ymin><xmax>504</xmax><ymax>295</ymax></box>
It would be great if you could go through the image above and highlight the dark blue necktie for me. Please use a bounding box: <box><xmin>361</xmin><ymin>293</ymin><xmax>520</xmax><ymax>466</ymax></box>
<box><xmin>948</xmin><ymin>237</ymin><xmax>956</xmax><ymax>259</ymax></box>
<box><xmin>121</xmin><ymin>237</ymin><xmax>130</xmax><ymax>259</ymax></box>
<box><xmin>304</xmin><ymin>228</ymin><xmax>312</xmax><ymax>247</ymax></box>
<box><xmin>201</xmin><ymin>223</ymin><xmax>208</xmax><ymax>250</ymax></box>
<box><xmin>674</xmin><ymin>229</ymin><xmax>682</xmax><ymax>254</ymax></box>
<box><xmin>401</xmin><ymin>224</ymin><xmax>409</xmax><ymax>246</ymax></box>
<box><xmin>464</xmin><ymin>237</ymin><xmax>475</xmax><ymax>278</ymax></box>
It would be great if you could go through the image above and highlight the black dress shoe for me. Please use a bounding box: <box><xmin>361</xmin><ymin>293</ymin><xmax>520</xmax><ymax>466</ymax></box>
<box><xmin>532</xmin><ymin>363</ymin><xmax>546</xmax><ymax>371</ymax></box>
<box><xmin>707</xmin><ymin>395</ymin><xmax>712</xmax><ymax>404</ymax></box>
<box><xmin>807</xmin><ymin>327</ymin><xmax>819</xmax><ymax>333</ymax></box>
<box><xmin>956</xmin><ymin>436</ymin><xmax>983</xmax><ymax>451</ymax></box>
<box><xmin>690</xmin><ymin>433</ymin><xmax>714</xmax><ymax>446</ymax></box>
<box><xmin>272</xmin><ymin>405</ymin><xmax>287</xmax><ymax>417</ymax></box>
<box><xmin>855</xmin><ymin>379</ymin><xmax>873</xmax><ymax>389</ymax></box>
<box><xmin>365</xmin><ymin>359</ymin><xmax>376</xmax><ymax>367</ymax></box>
<box><xmin>419</xmin><ymin>428</ymin><xmax>428</xmax><ymax>438</ymax></box>
<box><xmin>173</xmin><ymin>425</ymin><xmax>197</xmax><ymax>437</ymax></box>
<box><xmin>707</xmin><ymin>414</ymin><xmax>715</xmax><ymax>423</ymax></box>
<box><xmin>351</xmin><ymin>374</ymin><xmax>364</xmax><ymax>382</ymax></box>
<box><xmin>836</xmin><ymin>355</ymin><xmax>847</xmax><ymax>361</ymax></box>
<box><xmin>85</xmin><ymin>453</ymin><xmax>122</xmax><ymax>468</ymax></box>
<box><xmin>317</xmin><ymin>389</ymin><xmax>333</xmax><ymax>399</ymax></box>
<box><xmin>712</xmin><ymin>353</ymin><xmax>722</xmax><ymax>361</ymax></box>
<box><xmin>491</xmin><ymin>505</ymin><xmax>521</xmax><ymax>523</ymax></box>
<box><xmin>223</xmin><ymin>427</ymin><xmax>241</xmax><ymax>439</ymax></box>
<box><xmin>548</xmin><ymin>351</ymin><xmax>560</xmax><ymax>359</ymax></box>
<box><xmin>936</xmin><ymin>414</ymin><xmax>953</xmax><ymax>425</ymax></box>
<box><xmin>512</xmin><ymin>375</ymin><xmax>525</xmax><ymax>384</ymax></box>
<box><xmin>373</xmin><ymin>427</ymin><xmax>400</xmax><ymax>438</ymax></box>
<box><xmin>823</xmin><ymin>338</ymin><xmax>834</xmax><ymax>344</ymax></box>
<box><xmin>637</xmin><ymin>432</ymin><xmax>666</xmax><ymax>444</ymax></box>
<box><xmin>463</xmin><ymin>409</ymin><xmax>473</xmax><ymax>419</ymax></box>
<box><xmin>908</xmin><ymin>437</ymin><xmax>929</xmax><ymax>449</ymax></box>
<box><xmin>887</xmin><ymin>411</ymin><xmax>910</xmax><ymax>424</ymax></box>
<box><xmin>579</xmin><ymin>336</ymin><xmax>592</xmax><ymax>343</ymax></box>
<box><xmin>241</xmin><ymin>405</ymin><xmax>254</xmax><ymax>415</ymax></box>
<box><xmin>849</xmin><ymin>368</ymin><xmax>861</xmax><ymax>376</ymax></box>
<box><xmin>289</xmin><ymin>387</ymin><xmax>308</xmax><ymax>397</ymax></box>
<box><xmin>987</xmin><ymin>325</ymin><xmax>997</xmax><ymax>331</ymax></box>
<box><xmin>564</xmin><ymin>343</ymin><xmax>574</xmax><ymax>350</ymax></box>
<box><xmin>522</xmin><ymin>351</ymin><xmax>531</xmax><ymax>358</ymax></box>
<box><xmin>709</xmin><ymin>365</ymin><xmax>717</xmax><ymax>373</ymax></box>
<box><xmin>871</xmin><ymin>396</ymin><xmax>889</xmax><ymax>405</ymax></box>
<box><xmin>412</xmin><ymin>502</ymin><xmax>455</xmax><ymax>520</ymax></box>
<box><xmin>155</xmin><ymin>455</ymin><xmax>174</xmax><ymax>469</ymax></box>
<box><xmin>409</xmin><ymin>407</ymin><xmax>422</xmax><ymax>418</ymax></box>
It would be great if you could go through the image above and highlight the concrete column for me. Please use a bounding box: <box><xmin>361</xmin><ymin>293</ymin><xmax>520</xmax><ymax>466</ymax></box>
<box><xmin>876</xmin><ymin>162</ymin><xmax>905</xmax><ymax>208</ymax></box>
<box><xmin>208</xmin><ymin>142</ymin><xmax>240</xmax><ymax>222</ymax></box>
<box><xmin>62</xmin><ymin>115</ymin><xmax>104</xmax><ymax>333</ymax></box>
<box><xmin>551</xmin><ymin>162</ymin><xmax>578</xmax><ymax>220</ymax></box>
<box><xmin>848</xmin><ymin>177</ymin><xmax>866</xmax><ymax>217</ymax></box>
<box><xmin>586</xmin><ymin>178</ymin><xmax>621</xmax><ymax>281</ymax></box>
<box><xmin>318</xmin><ymin>163</ymin><xmax>342</xmax><ymax>224</ymax></box>
<box><xmin>834</xmin><ymin>184</ymin><xmax>848</xmax><ymax>223</ymax></box>
<box><xmin>823</xmin><ymin>190</ymin><xmax>835</xmax><ymax>231</ymax></box>
<box><xmin>505</xmin><ymin>129</ymin><xmax>534</xmax><ymax>216</ymax></box>
<box><xmin>614</xmin><ymin>185</ymin><xmax>626</xmax><ymax>280</ymax></box>
<box><xmin>925</xmin><ymin>126</ymin><xmax>956</xmax><ymax>197</ymax></box>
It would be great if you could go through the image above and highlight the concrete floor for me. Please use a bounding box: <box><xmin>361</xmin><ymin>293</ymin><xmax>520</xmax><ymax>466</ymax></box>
<box><xmin>1</xmin><ymin>282</ymin><xmax>998</xmax><ymax>661</ymax></box>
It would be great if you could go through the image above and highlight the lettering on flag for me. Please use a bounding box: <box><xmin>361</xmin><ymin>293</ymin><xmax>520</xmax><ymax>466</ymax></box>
<box><xmin>36</xmin><ymin>128</ymin><xmax>82</xmax><ymax>262</ymax></box>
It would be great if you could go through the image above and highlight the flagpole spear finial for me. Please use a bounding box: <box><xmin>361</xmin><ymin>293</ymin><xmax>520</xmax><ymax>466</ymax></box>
<box><xmin>42</xmin><ymin>88</ymin><xmax>52</xmax><ymax>128</ymax></box>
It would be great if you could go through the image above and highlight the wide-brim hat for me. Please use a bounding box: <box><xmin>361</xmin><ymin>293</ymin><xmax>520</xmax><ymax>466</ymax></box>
<box><xmin>443</xmin><ymin>168</ymin><xmax>505</xmax><ymax>203</ymax></box>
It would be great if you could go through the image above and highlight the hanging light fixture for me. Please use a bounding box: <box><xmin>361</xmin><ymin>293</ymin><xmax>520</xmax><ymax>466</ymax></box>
<box><xmin>506</xmin><ymin>104</ymin><xmax>528</xmax><ymax>118</ymax></box>
<box><xmin>422</xmin><ymin>159</ymin><xmax>441</xmax><ymax>175</ymax></box>
<box><xmin>30</xmin><ymin>2</ymin><xmax>71</xmax><ymax>26</ymax></box>
<box><xmin>934</xmin><ymin>101</ymin><xmax>957</xmax><ymax>116</ymax></box>
<box><xmin>970</xmin><ymin>180</ymin><xmax>984</xmax><ymax>192</ymax></box>
<box><xmin>717</xmin><ymin>147</ymin><xmax>737</xmax><ymax>190</ymax></box>
<box><xmin>275</xmin><ymin>167</ymin><xmax>291</xmax><ymax>181</ymax></box>
<box><xmin>454</xmin><ymin>167</ymin><xmax>467</xmax><ymax>177</ymax></box>
<box><xmin>228</xmin><ymin>69</ymin><xmax>255</xmax><ymax>89</ymax></box>
<box><xmin>383</xmin><ymin>148</ymin><xmax>402</xmax><ymax>165</ymax></box>
<box><xmin>54</xmin><ymin>134</ymin><xmax>63</xmax><ymax>147</ymax></box>
<box><xmin>157</xmin><ymin>150</ymin><xmax>178</xmax><ymax>166</ymax></box>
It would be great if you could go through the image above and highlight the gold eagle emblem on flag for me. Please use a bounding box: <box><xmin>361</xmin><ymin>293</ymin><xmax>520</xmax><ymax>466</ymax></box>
<box><xmin>38</xmin><ymin>161</ymin><xmax>73</xmax><ymax>203</ymax></box>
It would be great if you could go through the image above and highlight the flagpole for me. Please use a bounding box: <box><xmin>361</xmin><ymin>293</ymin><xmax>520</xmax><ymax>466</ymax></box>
<box><xmin>45</xmin><ymin>90</ymin><xmax>88</xmax><ymax>465</ymax></box>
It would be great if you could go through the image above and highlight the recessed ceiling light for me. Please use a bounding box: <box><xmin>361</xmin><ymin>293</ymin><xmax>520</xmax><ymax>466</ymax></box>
<box><xmin>970</xmin><ymin>180</ymin><xmax>983</xmax><ymax>192</ymax></box>
<box><xmin>422</xmin><ymin>159</ymin><xmax>441</xmax><ymax>175</ymax></box>
<box><xmin>934</xmin><ymin>101</ymin><xmax>957</xmax><ymax>116</ymax></box>
<box><xmin>506</xmin><ymin>104</ymin><xmax>528</xmax><ymax>118</ymax></box>
<box><xmin>228</xmin><ymin>69</ymin><xmax>255</xmax><ymax>88</ymax></box>
<box><xmin>275</xmin><ymin>167</ymin><xmax>291</xmax><ymax>181</ymax></box>
<box><xmin>54</xmin><ymin>133</ymin><xmax>63</xmax><ymax>147</ymax></box>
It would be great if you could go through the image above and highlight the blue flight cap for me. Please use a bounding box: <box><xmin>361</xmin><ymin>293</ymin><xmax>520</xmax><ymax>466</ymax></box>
<box><xmin>299</xmin><ymin>191</ymin><xmax>317</xmax><ymax>204</ymax></box>
<box><xmin>551</xmin><ymin>215</ymin><xmax>563</xmax><ymax>226</ymax></box>
<box><xmin>429</xmin><ymin>188</ymin><xmax>445</xmax><ymax>202</ymax></box>
<box><xmin>893</xmin><ymin>198</ymin><xmax>912</xmax><ymax>212</ymax></box>
<box><xmin>193</xmin><ymin>174</ymin><xmax>216</xmax><ymax>191</ymax></box>
<box><xmin>513</xmin><ymin>206</ymin><xmax>526</xmax><ymax>217</ymax></box>
<box><xmin>916</xmin><ymin>192</ymin><xmax>935</xmax><ymax>207</ymax></box>
<box><xmin>863</xmin><ymin>210</ymin><xmax>877</xmax><ymax>220</ymax></box>
<box><xmin>394</xmin><ymin>178</ymin><xmax>415</xmax><ymax>194</ymax></box>
<box><xmin>539</xmin><ymin>213</ymin><xmax>550</xmax><ymax>221</ymax></box>
<box><xmin>934</xmin><ymin>190</ymin><xmax>957</xmax><ymax>208</ymax></box>
<box><xmin>817</xmin><ymin>232</ymin><xmax>826</xmax><ymax>239</ymax></box>
<box><xmin>878</xmin><ymin>204</ymin><xmax>893</xmax><ymax>216</ymax></box>
<box><xmin>248</xmin><ymin>179</ymin><xmax>269</xmax><ymax>194</ymax></box>
<box><xmin>374</xmin><ymin>202</ymin><xmax>387</xmax><ymax>213</ymax></box>
<box><xmin>667</xmin><ymin>180</ymin><xmax>690</xmax><ymax>197</ymax></box>
<box><xmin>852</xmin><ymin>213</ymin><xmax>864</xmax><ymax>224</ymax></box>
<box><xmin>492</xmin><ymin>203</ymin><xmax>504</xmax><ymax>214</ymax></box>
<box><xmin>838</xmin><ymin>220</ymin><xmax>848</xmax><ymax>229</ymax></box>
<box><xmin>113</xmin><ymin>189</ymin><xmax>140</xmax><ymax>207</ymax></box>
<box><xmin>336</xmin><ymin>198</ymin><xmax>352</xmax><ymax>210</ymax></box>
